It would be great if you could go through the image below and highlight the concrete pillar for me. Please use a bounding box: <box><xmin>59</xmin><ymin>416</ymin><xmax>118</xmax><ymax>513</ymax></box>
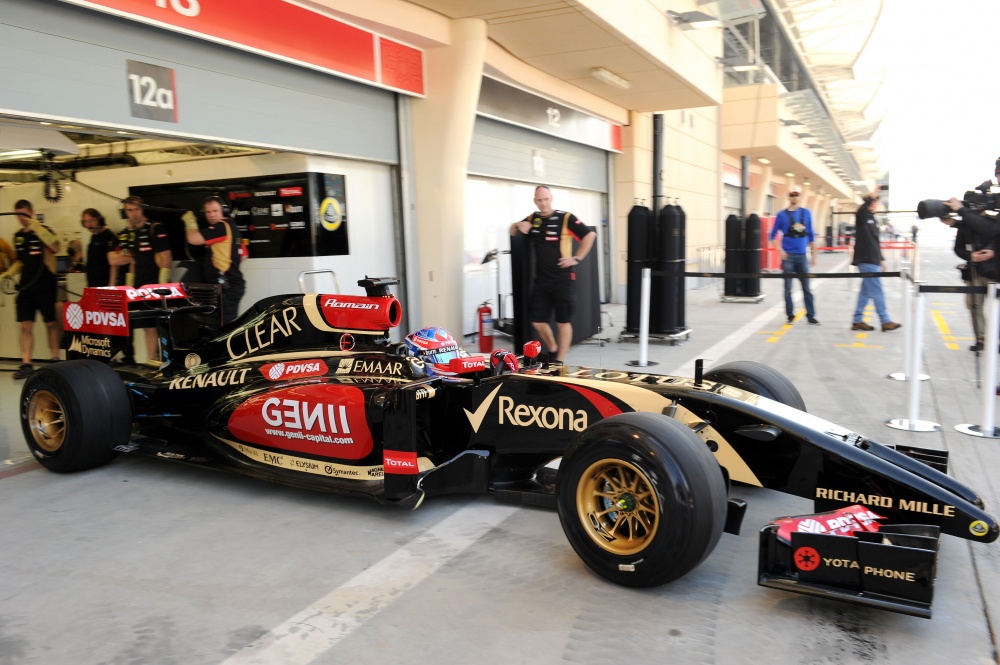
<box><xmin>613</xmin><ymin>111</ymin><xmax>653</xmax><ymax>303</ymax></box>
<box><xmin>748</xmin><ymin>164</ymin><xmax>772</xmax><ymax>215</ymax></box>
<box><xmin>410</xmin><ymin>19</ymin><xmax>487</xmax><ymax>334</ymax></box>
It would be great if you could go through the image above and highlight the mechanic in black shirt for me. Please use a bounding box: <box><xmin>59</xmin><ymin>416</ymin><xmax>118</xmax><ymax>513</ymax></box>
<box><xmin>119</xmin><ymin>196</ymin><xmax>172</xmax><ymax>362</ymax></box>
<box><xmin>0</xmin><ymin>200</ymin><xmax>61</xmax><ymax>379</ymax></box>
<box><xmin>509</xmin><ymin>185</ymin><xmax>596</xmax><ymax>364</ymax></box>
<box><xmin>183</xmin><ymin>196</ymin><xmax>246</xmax><ymax>325</ymax></box>
<box><xmin>81</xmin><ymin>208</ymin><xmax>126</xmax><ymax>287</ymax></box>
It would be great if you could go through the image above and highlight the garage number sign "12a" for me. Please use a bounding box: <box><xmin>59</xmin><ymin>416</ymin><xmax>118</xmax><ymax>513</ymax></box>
<box><xmin>126</xmin><ymin>60</ymin><xmax>178</xmax><ymax>123</ymax></box>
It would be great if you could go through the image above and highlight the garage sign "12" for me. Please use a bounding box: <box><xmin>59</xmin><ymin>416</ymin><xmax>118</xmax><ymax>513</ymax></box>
<box><xmin>126</xmin><ymin>60</ymin><xmax>178</xmax><ymax>123</ymax></box>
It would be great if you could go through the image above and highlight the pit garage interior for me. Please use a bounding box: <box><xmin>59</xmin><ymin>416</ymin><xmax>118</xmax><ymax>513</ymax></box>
<box><xmin>3</xmin><ymin>1</ymin><xmax>1000</xmax><ymax>663</ymax></box>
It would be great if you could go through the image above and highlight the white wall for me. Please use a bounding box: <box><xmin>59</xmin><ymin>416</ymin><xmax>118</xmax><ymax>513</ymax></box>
<box><xmin>463</xmin><ymin>177</ymin><xmax>604</xmax><ymax>336</ymax></box>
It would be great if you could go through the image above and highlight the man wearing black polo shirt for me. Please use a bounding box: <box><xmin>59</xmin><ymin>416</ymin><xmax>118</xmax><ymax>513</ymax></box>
<box><xmin>1</xmin><ymin>200</ymin><xmax>61</xmax><ymax>379</ymax></box>
<box><xmin>184</xmin><ymin>196</ymin><xmax>245</xmax><ymax>325</ymax></box>
<box><xmin>510</xmin><ymin>185</ymin><xmax>596</xmax><ymax>364</ymax></box>
<box><xmin>119</xmin><ymin>196</ymin><xmax>172</xmax><ymax>361</ymax></box>
<box><xmin>81</xmin><ymin>208</ymin><xmax>125</xmax><ymax>287</ymax></box>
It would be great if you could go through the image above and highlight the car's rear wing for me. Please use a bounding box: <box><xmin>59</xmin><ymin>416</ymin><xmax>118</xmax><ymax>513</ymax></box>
<box><xmin>63</xmin><ymin>283</ymin><xmax>189</xmax><ymax>361</ymax></box>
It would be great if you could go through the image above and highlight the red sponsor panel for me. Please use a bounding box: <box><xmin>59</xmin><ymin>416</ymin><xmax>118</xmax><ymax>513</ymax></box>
<box><xmin>64</xmin><ymin>288</ymin><xmax>130</xmax><ymax>336</ymax></box>
<box><xmin>279</xmin><ymin>187</ymin><xmax>304</xmax><ymax>197</ymax></box>
<box><xmin>101</xmin><ymin>283</ymin><xmax>189</xmax><ymax>302</ymax></box>
<box><xmin>228</xmin><ymin>384</ymin><xmax>373</xmax><ymax>460</ymax></box>
<box><xmin>58</xmin><ymin>0</ymin><xmax>424</xmax><ymax>94</ymax></box>
<box><xmin>383</xmin><ymin>450</ymin><xmax>420</xmax><ymax>475</ymax></box>
<box><xmin>775</xmin><ymin>505</ymin><xmax>885</xmax><ymax>544</ymax></box>
<box><xmin>448</xmin><ymin>356</ymin><xmax>486</xmax><ymax>375</ymax></box>
<box><xmin>319</xmin><ymin>294</ymin><xmax>402</xmax><ymax>330</ymax></box>
<box><xmin>379</xmin><ymin>37</ymin><xmax>424</xmax><ymax>96</ymax></box>
<box><xmin>260</xmin><ymin>359</ymin><xmax>329</xmax><ymax>381</ymax></box>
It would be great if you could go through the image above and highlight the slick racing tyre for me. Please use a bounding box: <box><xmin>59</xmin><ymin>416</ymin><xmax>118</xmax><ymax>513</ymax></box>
<box><xmin>557</xmin><ymin>413</ymin><xmax>727</xmax><ymax>588</ymax></box>
<box><xmin>21</xmin><ymin>360</ymin><xmax>132</xmax><ymax>472</ymax></box>
<box><xmin>703</xmin><ymin>360</ymin><xmax>806</xmax><ymax>411</ymax></box>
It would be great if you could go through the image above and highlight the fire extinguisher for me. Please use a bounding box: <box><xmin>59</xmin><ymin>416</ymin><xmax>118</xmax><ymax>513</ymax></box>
<box><xmin>477</xmin><ymin>300</ymin><xmax>494</xmax><ymax>353</ymax></box>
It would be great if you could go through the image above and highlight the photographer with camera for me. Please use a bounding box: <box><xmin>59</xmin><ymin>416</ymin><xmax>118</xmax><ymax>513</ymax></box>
<box><xmin>954</xmin><ymin>224</ymin><xmax>997</xmax><ymax>351</ymax></box>
<box><xmin>930</xmin><ymin>158</ymin><xmax>1000</xmax><ymax>352</ymax></box>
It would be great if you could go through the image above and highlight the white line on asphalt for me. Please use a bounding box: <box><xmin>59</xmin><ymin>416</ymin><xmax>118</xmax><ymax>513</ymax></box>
<box><xmin>220</xmin><ymin>503</ymin><xmax>519</xmax><ymax>665</ymax></box>
<box><xmin>669</xmin><ymin>257</ymin><xmax>850</xmax><ymax>376</ymax></box>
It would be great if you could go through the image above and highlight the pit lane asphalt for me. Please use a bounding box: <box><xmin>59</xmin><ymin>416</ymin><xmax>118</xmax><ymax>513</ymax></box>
<box><xmin>1</xmin><ymin>226</ymin><xmax>998</xmax><ymax>665</ymax></box>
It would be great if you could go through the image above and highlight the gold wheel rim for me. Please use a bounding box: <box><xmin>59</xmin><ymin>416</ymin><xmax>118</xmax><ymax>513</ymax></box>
<box><xmin>575</xmin><ymin>458</ymin><xmax>659</xmax><ymax>556</ymax></box>
<box><xmin>28</xmin><ymin>390</ymin><xmax>67</xmax><ymax>453</ymax></box>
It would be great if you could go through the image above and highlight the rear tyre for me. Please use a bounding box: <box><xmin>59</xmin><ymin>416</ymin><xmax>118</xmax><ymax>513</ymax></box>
<box><xmin>556</xmin><ymin>413</ymin><xmax>727</xmax><ymax>587</ymax></box>
<box><xmin>703</xmin><ymin>360</ymin><xmax>806</xmax><ymax>411</ymax></box>
<box><xmin>20</xmin><ymin>360</ymin><xmax>132</xmax><ymax>472</ymax></box>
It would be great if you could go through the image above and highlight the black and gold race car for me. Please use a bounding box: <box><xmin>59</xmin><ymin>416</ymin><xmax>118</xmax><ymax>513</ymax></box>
<box><xmin>20</xmin><ymin>277</ymin><xmax>998</xmax><ymax>618</ymax></box>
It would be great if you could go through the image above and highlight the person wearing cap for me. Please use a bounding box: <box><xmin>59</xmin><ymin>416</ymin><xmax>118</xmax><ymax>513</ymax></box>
<box><xmin>770</xmin><ymin>187</ymin><xmax>819</xmax><ymax>325</ymax></box>
<box><xmin>851</xmin><ymin>192</ymin><xmax>900</xmax><ymax>332</ymax></box>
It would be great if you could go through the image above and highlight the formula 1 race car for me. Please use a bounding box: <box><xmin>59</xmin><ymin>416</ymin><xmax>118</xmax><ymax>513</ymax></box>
<box><xmin>20</xmin><ymin>277</ymin><xmax>998</xmax><ymax>618</ymax></box>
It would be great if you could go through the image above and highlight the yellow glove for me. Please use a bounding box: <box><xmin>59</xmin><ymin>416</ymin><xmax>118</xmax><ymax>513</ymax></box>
<box><xmin>125</xmin><ymin>272</ymin><xmax>135</xmax><ymax>287</ymax></box>
<box><xmin>158</xmin><ymin>267</ymin><xmax>171</xmax><ymax>284</ymax></box>
<box><xmin>29</xmin><ymin>218</ymin><xmax>59</xmax><ymax>247</ymax></box>
<box><xmin>182</xmin><ymin>211</ymin><xmax>199</xmax><ymax>232</ymax></box>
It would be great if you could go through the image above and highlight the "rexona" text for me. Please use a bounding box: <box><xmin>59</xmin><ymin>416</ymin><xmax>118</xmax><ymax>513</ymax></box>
<box><xmin>498</xmin><ymin>396</ymin><xmax>587</xmax><ymax>431</ymax></box>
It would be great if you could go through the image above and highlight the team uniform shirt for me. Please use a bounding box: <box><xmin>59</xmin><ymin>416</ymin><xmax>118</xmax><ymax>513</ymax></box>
<box><xmin>86</xmin><ymin>227</ymin><xmax>118</xmax><ymax>287</ymax></box>
<box><xmin>14</xmin><ymin>224</ymin><xmax>58</xmax><ymax>289</ymax></box>
<box><xmin>121</xmin><ymin>222</ymin><xmax>170</xmax><ymax>287</ymax></box>
<box><xmin>199</xmin><ymin>218</ymin><xmax>245</xmax><ymax>288</ymax></box>
<box><xmin>770</xmin><ymin>208</ymin><xmax>814</xmax><ymax>254</ymax></box>
<box><xmin>523</xmin><ymin>210</ymin><xmax>592</xmax><ymax>282</ymax></box>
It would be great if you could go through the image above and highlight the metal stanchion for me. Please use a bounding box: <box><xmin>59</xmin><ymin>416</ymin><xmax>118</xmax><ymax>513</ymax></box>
<box><xmin>887</xmin><ymin>283</ymin><xmax>940</xmax><ymax>432</ymax></box>
<box><xmin>956</xmin><ymin>282</ymin><xmax>1000</xmax><ymax>438</ymax></box>
<box><xmin>627</xmin><ymin>268</ymin><xmax>657</xmax><ymax>367</ymax></box>
<box><xmin>889</xmin><ymin>272</ymin><xmax>928</xmax><ymax>381</ymax></box>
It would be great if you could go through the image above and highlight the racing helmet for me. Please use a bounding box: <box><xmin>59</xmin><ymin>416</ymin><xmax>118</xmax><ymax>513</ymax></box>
<box><xmin>403</xmin><ymin>327</ymin><xmax>467</xmax><ymax>375</ymax></box>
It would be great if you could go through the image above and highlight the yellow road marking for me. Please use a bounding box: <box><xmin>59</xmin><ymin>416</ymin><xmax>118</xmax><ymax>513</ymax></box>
<box><xmin>932</xmin><ymin>310</ymin><xmax>952</xmax><ymax>335</ymax></box>
<box><xmin>764</xmin><ymin>311</ymin><xmax>803</xmax><ymax>343</ymax></box>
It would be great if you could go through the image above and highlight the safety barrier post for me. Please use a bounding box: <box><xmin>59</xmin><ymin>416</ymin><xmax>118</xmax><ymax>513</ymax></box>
<box><xmin>889</xmin><ymin>271</ymin><xmax>928</xmax><ymax>382</ymax></box>
<box><xmin>887</xmin><ymin>282</ymin><xmax>940</xmax><ymax>432</ymax></box>
<box><xmin>627</xmin><ymin>268</ymin><xmax>658</xmax><ymax>367</ymax></box>
<box><xmin>956</xmin><ymin>282</ymin><xmax>1000</xmax><ymax>438</ymax></box>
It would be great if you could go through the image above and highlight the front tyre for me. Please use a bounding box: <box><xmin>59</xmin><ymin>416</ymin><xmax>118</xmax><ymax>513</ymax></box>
<box><xmin>20</xmin><ymin>360</ymin><xmax>132</xmax><ymax>472</ymax></box>
<box><xmin>557</xmin><ymin>413</ymin><xmax>727</xmax><ymax>587</ymax></box>
<box><xmin>703</xmin><ymin>360</ymin><xmax>806</xmax><ymax>411</ymax></box>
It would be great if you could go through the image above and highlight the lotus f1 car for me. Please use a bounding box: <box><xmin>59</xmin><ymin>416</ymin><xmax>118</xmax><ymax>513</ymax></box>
<box><xmin>21</xmin><ymin>278</ymin><xmax>998</xmax><ymax>618</ymax></box>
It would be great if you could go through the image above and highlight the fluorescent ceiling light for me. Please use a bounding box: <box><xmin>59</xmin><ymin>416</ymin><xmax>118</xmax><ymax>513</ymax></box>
<box><xmin>784</xmin><ymin>171</ymin><xmax>795</xmax><ymax>177</ymax></box>
<box><xmin>590</xmin><ymin>67</ymin><xmax>631</xmax><ymax>90</ymax></box>
<box><xmin>758</xmin><ymin>157</ymin><xmax>770</xmax><ymax>164</ymax></box>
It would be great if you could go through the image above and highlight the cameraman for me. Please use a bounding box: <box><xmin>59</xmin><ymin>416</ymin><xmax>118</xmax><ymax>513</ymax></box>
<box><xmin>940</xmin><ymin>158</ymin><xmax>1000</xmax><ymax>350</ymax></box>
<box><xmin>954</xmin><ymin>225</ymin><xmax>997</xmax><ymax>351</ymax></box>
